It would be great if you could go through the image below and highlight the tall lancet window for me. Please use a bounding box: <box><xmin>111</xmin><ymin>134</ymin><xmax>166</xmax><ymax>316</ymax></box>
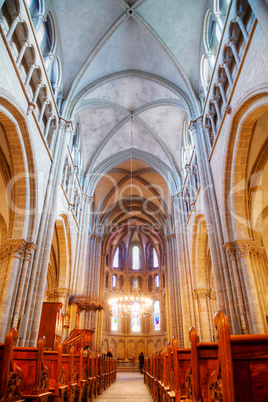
<box><xmin>113</xmin><ymin>248</ymin><xmax>119</xmax><ymax>268</ymax></box>
<box><xmin>153</xmin><ymin>248</ymin><xmax>158</xmax><ymax>268</ymax></box>
<box><xmin>111</xmin><ymin>304</ymin><xmax>118</xmax><ymax>331</ymax></box>
<box><xmin>132</xmin><ymin>302</ymin><xmax>140</xmax><ymax>332</ymax></box>
<box><xmin>132</xmin><ymin>246</ymin><xmax>140</xmax><ymax>270</ymax></box>
<box><xmin>154</xmin><ymin>301</ymin><xmax>160</xmax><ymax>330</ymax></box>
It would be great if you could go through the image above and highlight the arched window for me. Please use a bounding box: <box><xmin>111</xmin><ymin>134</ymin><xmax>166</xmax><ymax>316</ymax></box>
<box><xmin>154</xmin><ymin>301</ymin><xmax>160</xmax><ymax>330</ymax></box>
<box><xmin>153</xmin><ymin>249</ymin><xmax>158</xmax><ymax>268</ymax></box>
<box><xmin>132</xmin><ymin>245</ymin><xmax>140</xmax><ymax>270</ymax></box>
<box><xmin>112</xmin><ymin>274</ymin><xmax>117</xmax><ymax>288</ymax></box>
<box><xmin>132</xmin><ymin>302</ymin><xmax>140</xmax><ymax>332</ymax></box>
<box><xmin>155</xmin><ymin>275</ymin><xmax>159</xmax><ymax>289</ymax></box>
<box><xmin>113</xmin><ymin>248</ymin><xmax>119</xmax><ymax>268</ymax></box>
<box><xmin>36</xmin><ymin>21</ymin><xmax>45</xmax><ymax>45</ymax></box>
<box><xmin>26</xmin><ymin>0</ymin><xmax>33</xmax><ymax>7</ymax></box>
<box><xmin>111</xmin><ymin>304</ymin><xmax>118</xmax><ymax>331</ymax></box>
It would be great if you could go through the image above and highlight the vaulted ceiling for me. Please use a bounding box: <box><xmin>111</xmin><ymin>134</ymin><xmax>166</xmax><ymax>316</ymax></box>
<box><xmin>51</xmin><ymin>0</ymin><xmax>206</xmax><ymax>239</ymax></box>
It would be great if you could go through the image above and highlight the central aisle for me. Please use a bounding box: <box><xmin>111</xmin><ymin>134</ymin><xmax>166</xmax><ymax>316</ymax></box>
<box><xmin>95</xmin><ymin>372</ymin><xmax>153</xmax><ymax>401</ymax></box>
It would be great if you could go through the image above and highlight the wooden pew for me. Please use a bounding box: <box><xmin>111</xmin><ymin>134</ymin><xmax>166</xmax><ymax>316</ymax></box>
<box><xmin>43</xmin><ymin>343</ymin><xmax>68</xmax><ymax>402</ymax></box>
<box><xmin>13</xmin><ymin>336</ymin><xmax>51</xmax><ymax>402</ymax></box>
<box><xmin>185</xmin><ymin>328</ymin><xmax>218</xmax><ymax>402</ymax></box>
<box><xmin>61</xmin><ymin>346</ymin><xmax>78</xmax><ymax>402</ymax></box>
<box><xmin>208</xmin><ymin>311</ymin><xmax>268</xmax><ymax>402</ymax></box>
<box><xmin>0</xmin><ymin>328</ymin><xmax>24</xmax><ymax>402</ymax></box>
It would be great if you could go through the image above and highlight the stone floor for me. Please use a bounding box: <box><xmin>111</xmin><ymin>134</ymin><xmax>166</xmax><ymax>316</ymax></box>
<box><xmin>95</xmin><ymin>372</ymin><xmax>153</xmax><ymax>401</ymax></box>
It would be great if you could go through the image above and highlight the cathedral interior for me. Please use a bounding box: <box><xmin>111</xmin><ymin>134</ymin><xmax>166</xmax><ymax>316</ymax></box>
<box><xmin>0</xmin><ymin>0</ymin><xmax>268</xmax><ymax>364</ymax></box>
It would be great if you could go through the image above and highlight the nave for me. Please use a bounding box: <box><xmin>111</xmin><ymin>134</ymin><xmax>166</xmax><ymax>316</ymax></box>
<box><xmin>95</xmin><ymin>373</ymin><xmax>153</xmax><ymax>402</ymax></box>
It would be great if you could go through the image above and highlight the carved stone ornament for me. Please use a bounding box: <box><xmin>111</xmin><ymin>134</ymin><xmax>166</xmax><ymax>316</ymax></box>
<box><xmin>24</xmin><ymin>243</ymin><xmax>36</xmax><ymax>261</ymax></box>
<box><xmin>9</xmin><ymin>239</ymin><xmax>26</xmax><ymax>259</ymax></box>
<box><xmin>192</xmin><ymin>288</ymin><xmax>210</xmax><ymax>299</ymax></box>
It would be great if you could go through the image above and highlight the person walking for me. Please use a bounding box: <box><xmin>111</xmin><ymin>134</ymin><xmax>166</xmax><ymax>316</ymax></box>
<box><xmin>139</xmin><ymin>351</ymin><xmax>144</xmax><ymax>374</ymax></box>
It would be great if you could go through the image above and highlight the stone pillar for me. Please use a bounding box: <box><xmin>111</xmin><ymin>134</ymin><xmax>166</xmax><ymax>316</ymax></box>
<box><xmin>192</xmin><ymin>288</ymin><xmax>211</xmax><ymax>342</ymax></box>
<box><xmin>0</xmin><ymin>239</ymin><xmax>25</xmax><ymax>341</ymax></box>
<box><xmin>225</xmin><ymin>37</ymin><xmax>240</xmax><ymax>65</ymax></box>
<box><xmin>211</xmin><ymin>96</ymin><xmax>221</xmax><ymax>121</ymax></box>
<box><xmin>215</xmin><ymin>78</ymin><xmax>227</xmax><ymax>106</ymax></box>
<box><xmin>12</xmin><ymin>243</ymin><xmax>36</xmax><ymax>333</ymax></box>
<box><xmin>206</xmin><ymin>111</ymin><xmax>217</xmax><ymax>140</ymax></box>
<box><xmin>235</xmin><ymin>240</ymin><xmax>266</xmax><ymax>333</ymax></box>
<box><xmin>220</xmin><ymin>59</ymin><xmax>233</xmax><ymax>87</ymax></box>
<box><xmin>6</xmin><ymin>12</ymin><xmax>21</xmax><ymax>42</ymax></box>
<box><xmin>32</xmin><ymin>80</ymin><xmax>43</xmax><ymax>104</ymax></box>
<box><xmin>232</xmin><ymin>11</ymin><xmax>249</xmax><ymax>41</ymax></box>
<box><xmin>16</xmin><ymin>39</ymin><xmax>29</xmax><ymax>67</ymax></box>
<box><xmin>24</xmin><ymin>61</ymin><xmax>36</xmax><ymax>88</ymax></box>
<box><xmin>190</xmin><ymin>119</ymin><xmax>236</xmax><ymax>333</ymax></box>
<box><xmin>38</xmin><ymin>97</ymin><xmax>49</xmax><ymax>123</ymax></box>
<box><xmin>44</xmin><ymin>113</ymin><xmax>55</xmax><ymax>140</ymax></box>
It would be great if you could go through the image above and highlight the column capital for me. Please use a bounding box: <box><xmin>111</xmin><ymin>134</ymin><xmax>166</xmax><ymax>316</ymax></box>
<box><xmin>234</xmin><ymin>239</ymin><xmax>256</xmax><ymax>258</ymax></box>
<box><xmin>225</xmin><ymin>36</ymin><xmax>237</xmax><ymax>47</ymax></box>
<box><xmin>224</xmin><ymin>242</ymin><xmax>236</xmax><ymax>260</ymax></box>
<box><xmin>24</xmin><ymin>242</ymin><xmax>37</xmax><ymax>261</ymax></box>
<box><xmin>9</xmin><ymin>238</ymin><xmax>26</xmax><ymax>259</ymax></box>
<box><xmin>206</xmin><ymin>110</ymin><xmax>215</xmax><ymax>120</ymax></box>
<box><xmin>192</xmin><ymin>288</ymin><xmax>210</xmax><ymax>299</ymax></box>
<box><xmin>211</xmin><ymin>95</ymin><xmax>220</xmax><ymax>104</ymax></box>
<box><xmin>215</xmin><ymin>78</ymin><xmax>225</xmax><ymax>87</ymax></box>
<box><xmin>220</xmin><ymin>58</ymin><xmax>231</xmax><ymax>68</ymax></box>
<box><xmin>232</xmin><ymin>11</ymin><xmax>245</xmax><ymax>23</ymax></box>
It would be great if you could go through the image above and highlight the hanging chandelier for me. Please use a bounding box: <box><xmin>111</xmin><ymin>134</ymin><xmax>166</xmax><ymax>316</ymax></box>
<box><xmin>108</xmin><ymin>116</ymin><xmax>152</xmax><ymax>319</ymax></box>
<box><xmin>108</xmin><ymin>294</ymin><xmax>152</xmax><ymax>318</ymax></box>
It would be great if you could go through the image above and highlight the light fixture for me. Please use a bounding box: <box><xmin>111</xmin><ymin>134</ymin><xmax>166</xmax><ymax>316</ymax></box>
<box><xmin>108</xmin><ymin>115</ymin><xmax>152</xmax><ymax>319</ymax></box>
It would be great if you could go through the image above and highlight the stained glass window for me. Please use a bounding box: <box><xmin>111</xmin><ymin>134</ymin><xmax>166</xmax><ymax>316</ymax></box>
<box><xmin>132</xmin><ymin>246</ymin><xmax>139</xmax><ymax>270</ymax></box>
<box><xmin>26</xmin><ymin>0</ymin><xmax>32</xmax><ymax>7</ymax></box>
<box><xmin>154</xmin><ymin>301</ymin><xmax>160</xmax><ymax>330</ymax></box>
<box><xmin>132</xmin><ymin>302</ymin><xmax>140</xmax><ymax>332</ymax></box>
<box><xmin>112</xmin><ymin>274</ymin><xmax>117</xmax><ymax>288</ymax></box>
<box><xmin>155</xmin><ymin>275</ymin><xmax>159</xmax><ymax>289</ymax></box>
<box><xmin>153</xmin><ymin>248</ymin><xmax>158</xmax><ymax>268</ymax></box>
<box><xmin>111</xmin><ymin>304</ymin><xmax>118</xmax><ymax>331</ymax></box>
<box><xmin>113</xmin><ymin>248</ymin><xmax>119</xmax><ymax>268</ymax></box>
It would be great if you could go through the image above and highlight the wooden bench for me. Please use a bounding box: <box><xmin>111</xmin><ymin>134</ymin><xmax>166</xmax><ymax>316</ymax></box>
<box><xmin>208</xmin><ymin>311</ymin><xmax>268</xmax><ymax>402</ymax></box>
<box><xmin>0</xmin><ymin>328</ymin><xmax>24</xmax><ymax>402</ymax></box>
<box><xmin>43</xmin><ymin>343</ymin><xmax>67</xmax><ymax>402</ymax></box>
<box><xmin>13</xmin><ymin>336</ymin><xmax>51</xmax><ymax>402</ymax></box>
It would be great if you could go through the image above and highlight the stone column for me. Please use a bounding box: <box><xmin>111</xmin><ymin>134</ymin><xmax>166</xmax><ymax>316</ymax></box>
<box><xmin>224</xmin><ymin>242</ymin><xmax>247</xmax><ymax>334</ymax></box>
<box><xmin>235</xmin><ymin>240</ymin><xmax>266</xmax><ymax>333</ymax></box>
<box><xmin>192</xmin><ymin>288</ymin><xmax>211</xmax><ymax>342</ymax></box>
<box><xmin>6</xmin><ymin>12</ymin><xmax>21</xmax><ymax>42</ymax></box>
<box><xmin>24</xmin><ymin>61</ymin><xmax>36</xmax><ymax>88</ymax></box>
<box><xmin>12</xmin><ymin>243</ymin><xmax>36</xmax><ymax>333</ymax></box>
<box><xmin>32</xmin><ymin>80</ymin><xmax>43</xmax><ymax>104</ymax></box>
<box><xmin>38</xmin><ymin>97</ymin><xmax>49</xmax><ymax>123</ymax></box>
<box><xmin>190</xmin><ymin>119</ymin><xmax>236</xmax><ymax>333</ymax></box>
<box><xmin>225</xmin><ymin>37</ymin><xmax>240</xmax><ymax>65</ymax></box>
<box><xmin>220</xmin><ymin>59</ymin><xmax>233</xmax><ymax>87</ymax></box>
<box><xmin>44</xmin><ymin>113</ymin><xmax>55</xmax><ymax>140</ymax></box>
<box><xmin>16</xmin><ymin>39</ymin><xmax>29</xmax><ymax>67</ymax></box>
<box><xmin>215</xmin><ymin>78</ymin><xmax>227</xmax><ymax>106</ymax></box>
<box><xmin>206</xmin><ymin>111</ymin><xmax>217</xmax><ymax>140</ymax></box>
<box><xmin>232</xmin><ymin>11</ymin><xmax>249</xmax><ymax>41</ymax></box>
<box><xmin>0</xmin><ymin>239</ymin><xmax>25</xmax><ymax>341</ymax></box>
<box><xmin>211</xmin><ymin>96</ymin><xmax>221</xmax><ymax>121</ymax></box>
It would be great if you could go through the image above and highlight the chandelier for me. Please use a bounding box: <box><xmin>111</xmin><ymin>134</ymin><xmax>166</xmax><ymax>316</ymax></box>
<box><xmin>108</xmin><ymin>117</ymin><xmax>152</xmax><ymax>319</ymax></box>
<box><xmin>108</xmin><ymin>294</ymin><xmax>152</xmax><ymax>318</ymax></box>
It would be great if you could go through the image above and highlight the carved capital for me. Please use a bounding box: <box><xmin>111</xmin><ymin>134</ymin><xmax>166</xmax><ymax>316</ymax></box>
<box><xmin>206</xmin><ymin>110</ymin><xmax>215</xmax><ymax>120</ymax></box>
<box><xmin>9</xmin><ymin>239</ymin><xmax>26</xmax><ymax>259</ymax></box>
<box><xmin>215</xmin><ymin>78</ymin><xmax>225</xmax><ymax>87</ymax></box>
<box><xmin>24</xmin><ymin>242</ymin><xmax>37</xmax><ymax>261</ymax></box>
<box><xmin>225</xmin><ymin>104</ymin><xmax>232</xmax><ymax>114</ymax></box>
<box><xmin>232</xmin><ymin>11</ymin><xmax>245</xmax><ymax>23</ymax></box>
<box><xmin>211</xmin><ymin>95</ymin><xmax>220</xmax><ymax>104</ymax></box>
<box><xmin>27</xmin><ymin>102</ymin><xmax>36</xmax><ymax>115</ymax></box>
<box><xmin>192</xmin><ymin>288</ymin><xmax>210</xmax><ymax>299</ymax></box>
<box><xmin>224</xmin><ymin>242</ymin><xmax>236</xmax><ymax>261</ymax></box>
<box><xmin>225</xmin><ymin>37</ymin><xmax>237</xmax><ymax>47</ymax></box>
<box><xmin>234</xmin><ymin>240</ymin><xmax>255</xmax><ymax>258</ymax></box>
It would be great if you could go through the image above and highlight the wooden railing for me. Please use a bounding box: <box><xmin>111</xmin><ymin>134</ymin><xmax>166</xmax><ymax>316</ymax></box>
<box><xmin>144</xmin><ymin>311</ymin><xmax>268</xmax><ymax>402</ymax></box>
